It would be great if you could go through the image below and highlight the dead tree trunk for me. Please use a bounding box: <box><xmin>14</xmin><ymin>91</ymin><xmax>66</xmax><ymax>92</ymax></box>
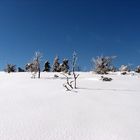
<box><xmin>72</xmin><ymin>51</ymin><xmax>79</xmax><ymax>89</ymax></box>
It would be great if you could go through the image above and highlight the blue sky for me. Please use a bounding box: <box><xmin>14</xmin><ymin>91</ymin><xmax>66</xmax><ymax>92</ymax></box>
<box><xmin>0</xmin><ymin>0</ymin><xmax>140</xmax><ymax>71</ymax></box>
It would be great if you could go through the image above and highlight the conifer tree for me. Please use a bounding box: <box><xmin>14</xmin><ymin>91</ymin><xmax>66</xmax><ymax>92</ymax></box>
<box><xmin>52</xmin><ymin>56</ymin><xmax>60</xmax><ymax>72</ymax></box>
<box><xmin>43</xmin><ymin>61</ymin><xmax>51</xmax><ymax>72</ymax></box>
<box><xmin>59</xmin><ymin>59</ymin><xmax>69</xmax><ymax>73</ymax></box>
<box><xmin>135</xmin><ymin>65</ymin><xmax>140</xmax><ymax>73</ymax></box>
<box><xmin>5</xmin><ymin>64</ymin><xmax>16</xmax><ymax>73</ymax></box>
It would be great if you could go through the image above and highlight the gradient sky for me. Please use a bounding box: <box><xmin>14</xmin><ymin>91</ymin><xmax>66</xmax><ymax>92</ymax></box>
<box><xmin>0</xmin><ymin>0</ymin><xmax>140</xmax><ymax>71</ymax></box>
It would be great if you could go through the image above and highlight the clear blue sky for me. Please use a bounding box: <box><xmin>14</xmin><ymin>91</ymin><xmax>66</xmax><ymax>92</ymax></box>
<box><xmin>0</xmin><ymin>0</ymin><xmax>140</xmax><ymax>71</ymax></box>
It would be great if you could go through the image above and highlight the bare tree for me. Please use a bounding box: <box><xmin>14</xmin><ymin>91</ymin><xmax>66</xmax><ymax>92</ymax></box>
<box><xmin>62</xmin><ymin>52</ymin><xmax>79</xmax><ymax>91</ymax></box>
<box><xmin>92</xmin><ymin>55</ymin><xmax>116</xmax><ymax>74</ymax></box>
<box><xmin>25</xmin><ymin>52</ymin><xmax>42</xmax><ymax>78</ymax></box>
<box><xmin>72</xmin><ymin>52</ymin><xmax>79</xmax><ymax>89</ymax></box>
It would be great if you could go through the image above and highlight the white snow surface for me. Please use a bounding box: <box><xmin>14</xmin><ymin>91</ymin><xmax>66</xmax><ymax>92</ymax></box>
<box><xmin>0</xmin><ymin>72</ymin><xmax>140</xmax><ymax>140</ymax></box>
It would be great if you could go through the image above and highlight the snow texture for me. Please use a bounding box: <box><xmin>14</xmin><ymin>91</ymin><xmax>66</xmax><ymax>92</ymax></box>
<box><xmin>0</xmin><ymin>72</ymin><xmax>140</xmax><ymax>140</ymax></box>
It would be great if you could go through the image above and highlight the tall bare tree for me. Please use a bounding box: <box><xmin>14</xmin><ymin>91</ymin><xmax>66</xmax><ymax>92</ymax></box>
<box><xmin>35</xmin><ymin>52</ymin><xmax>42</xmax><ymax>78</ymax></box>
<box><xmin>72</xmin><ymin>51</ymin><xmax>79</xmax><ymax>89</ymax></box>
<box><xmin>26</xmin><ymin>52</ymin><xmax>42</xmax><ymax>78</ymax></box>
<box><xmin>62</xmin><ymin>52</ymin><xmax>79</xmax><ymax>91</ymax></box>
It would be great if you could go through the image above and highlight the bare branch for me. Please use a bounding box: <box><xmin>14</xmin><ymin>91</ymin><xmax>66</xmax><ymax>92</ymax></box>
<box><xmin>61</xmin><ymin>73</ymin><xmax>73</xmax><ymax>90</ymax></box>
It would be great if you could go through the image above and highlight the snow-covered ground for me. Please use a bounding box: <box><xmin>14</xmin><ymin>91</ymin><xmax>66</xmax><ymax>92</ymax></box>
<box><xmin>0</xmin><ymin>72</ymin><xmax>140</xmax><ymax>140</ymax></box>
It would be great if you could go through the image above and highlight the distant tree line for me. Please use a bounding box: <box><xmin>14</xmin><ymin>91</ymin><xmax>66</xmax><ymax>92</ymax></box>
<box><xmin>4</xmin><ymin>53</ymin><xmax>140</xmax><ymax>75</ymax></box>
<box><xmin>5</xmin><ymin>53</ymin><xmax>70</xmax><ymax>73</ymax></box>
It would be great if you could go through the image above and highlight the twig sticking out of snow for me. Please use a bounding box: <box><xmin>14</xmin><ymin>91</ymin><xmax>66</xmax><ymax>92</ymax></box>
<box><xmin>72</xmin><ymin>52</ymin><xmax>79</xmax><ymax>89</ymax></box>
<box><xmin>62</xmin><ymin>73</ymin><xmax>74</xmax><ymax>91</ymax></box>
<box><xmin>62</xmin><ymin>51</ymin><xmax>80</xmax><ymax>91</ymax></box>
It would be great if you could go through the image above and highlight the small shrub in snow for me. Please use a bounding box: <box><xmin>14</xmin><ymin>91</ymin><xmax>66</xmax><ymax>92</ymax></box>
<box><xmin>54</xmin><ymin>74</ymin><xmax>59</xmax><ymax>78</ymax></box>
<box><xmin>121</xmin><ymin>71</ymin><xmax>127</xmax><ymax>75</ymax></box>
<box><xmin>101</xmin><ymin>76</ymin><xmax>112</xmax><ymax>82</ymax></box>
<box><xmin>119</xmin><ymin>65</ymin><xmax>130</xmax><ymax>72</ymax></box>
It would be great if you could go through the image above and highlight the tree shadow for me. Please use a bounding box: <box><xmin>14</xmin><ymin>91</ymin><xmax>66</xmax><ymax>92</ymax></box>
<box><xmin>40</xmin><ymin>77</ymin><xmax>73</xmax><ymax>80</ymax></box>
<box><xmin>66</xmin><ymin>90</ymin><xmax>78</xmax><ymax>93</ymax></box>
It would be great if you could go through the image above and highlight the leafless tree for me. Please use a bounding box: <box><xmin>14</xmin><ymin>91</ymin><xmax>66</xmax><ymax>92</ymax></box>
<box><xmin>62</xmin><ymin>52</ymin><xmax>79</xmax><ymax>91</ymax></box>
<box><xmin>26</xmin><ymin>52</ymin><xmax>42</xmax><ymax>78</ymax></box>
<box><xmin>92</xmin><ymin>55</ymin><xmax>116</xmax><ymax>74</ymax></box>
<box><xmin>72</xmin><ymin>52</ymin><xmax>79</xmax><ymax>88</ymax></box>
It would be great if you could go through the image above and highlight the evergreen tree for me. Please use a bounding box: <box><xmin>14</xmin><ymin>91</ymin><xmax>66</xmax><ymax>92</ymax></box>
<box><xmin>43</xmin><ymin>61</ymin><xmax>51</xmax><ymax>72</ymax></box>
<box><xmin>5</xmin><ymin>64</ymin><xmax>16</xmax><ymax>73</ymax></box>
<box><xmin>135</xmin><ymin>65</ymin><xmax>140</xmax><ymax>73</ymax></box>
<box><xmin>18</xmin><ymin>67</ymin><xmax>25</xmax><ymax>72</ymax></box>
<box><xmin>52</xmin><ymin>56</ymin><xmax>60</xmax><ymax>72</ymax></box>
<box><xmin>59</xmin><ymin>59</ymin><xmax>69</xmax><ymax>73</ymax></box>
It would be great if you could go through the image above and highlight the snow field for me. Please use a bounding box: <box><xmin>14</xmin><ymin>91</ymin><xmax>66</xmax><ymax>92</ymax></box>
<box><xmin>0</xmin><ymin>72</ymin><xmax>140</xmax><ymax>140</ymax></box>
